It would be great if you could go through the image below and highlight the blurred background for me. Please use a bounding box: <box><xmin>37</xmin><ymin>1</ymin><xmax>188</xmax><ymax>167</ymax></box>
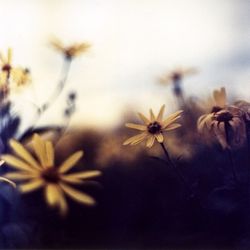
<box><xmin>0</xmin><ymin>0</ymin><xmax>249</xmax><ymax>128</ymax></box>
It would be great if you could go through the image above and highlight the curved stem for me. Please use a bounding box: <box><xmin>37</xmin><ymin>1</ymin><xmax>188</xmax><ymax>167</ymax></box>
<box><xmin>40</xmin><ymin>58</ymin><xmax>72</xmax><ymax>113</ymax></box>
<box><xmin>160</xmin><ymin>142</ymin><xmax>193</xmax><ymax>195</ymax></box>
<box><xmin>17</xmin><ymin>58</ymin><xmax>72</xmax><ymax>140</ymax></box>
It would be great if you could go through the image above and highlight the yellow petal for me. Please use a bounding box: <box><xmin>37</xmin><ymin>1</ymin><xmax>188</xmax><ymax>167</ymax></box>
<box><xmin>2</xmin><ymin>155</ymin><xmax>38</xmax><ymax>172</ymax></box>
<box><xmin>9</xmin><ymin>139</ymin><xmax>41</xmax><ymax>170</ymax></box>
<box><xmin>19</xmin><ymin>179</ymin><xmax>44</xmax><ymax>193</ymax></box>
<box><xmin>164</xmin><ymin>123</ymin><xmax>182</xmax><ymax>131</ymax></box>
<box><xmin>213</xmin><ymin>87</ymin><xmax>226</xmax><ymax>108</ymax></box>
<box><xmin>137</xmin><ymin>112</ymin><xmax>150</xmax><ymax>125</ymax></box>
<box><xmin>57</xmin><ymin>188</ymin><xmax>68</xmax><ymax>216</ymax></box>
<box><xmin>4</xmin><ymin>172</ymin><xmax>38</xmax><ymax>180</ymax></box>
<box><xmin>125</xmin><ymin>123</ymin><xmax>147</xmax><ymax>131</ymax></box>
<box><xmin>32</xmin><ymin>134</ymin><xmax>47</xmax><ymax>167</ymax></box>
<box><xmin>60</xmin><ymin>182</ymin><xmax>95</xmax><ymax>206</ymax></box>
<box><xmin>163</xmin><ymin>110</ymin><xmax>183</xmax><ymax>127</ymax></box>
<box><xmin>146</xmin><ymin>136</ymin><xmax>155</xmax><ymax>148</ymax></box>
<box><xmin>0</xmin><ymin>52</ymin><xmax>6</xmax><ymax>64</ymax></box>
<box><xmin>123</xmin><ymin>133</ymin><xmax>147</xmax><ymax>146</ymax></box>
<box><xmin>64</xmin><ymin>170</ymin><xmax>102</xmax><ymax>180</ymax></box>
<box><xmin>155</xmin><ymin>133</ymin><xmax>164</xmax><ymax>143</ymax></box>
<box><xmin>60</xmin><ymin>175</ymin><xmax>83</xmax><ymax>184</ymax></box>
<box><xmin>58</xmin><ymin>151</ymin><xmax>83</xmax><ymax>174</ymax></box>
<box><xmin>45</xmin><ymin>141</ymin><xmax>54</xmax><ymax>167</ymax></box>
<box><xmin>157</xmin><ymin>105</ymin><xmax>165</xmax><ymax>122</ymax></box>
<box><xmin>7</xmin><ymin>48</ymin><xmax>12</xmax><ymax>64</ymax></box>
<box><xmin>45</xmin><ymin>184</ymin><xmax>60</xmax><ymax>207</ymax></box>
<box><xmin>149</xmin><ymin>109</ymin><xmax>156</xmax><ymax>121</ymax></box>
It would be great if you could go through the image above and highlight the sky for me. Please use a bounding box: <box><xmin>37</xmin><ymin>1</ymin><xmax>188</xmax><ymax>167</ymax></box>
<box><xmin>0</xmin><ymin>0</ymin><xmax>249</xmax><ymax>128</ymax></box>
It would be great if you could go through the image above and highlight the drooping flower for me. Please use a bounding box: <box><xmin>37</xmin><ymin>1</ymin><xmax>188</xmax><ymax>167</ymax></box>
<box><xmin>198</xmin><ymin>88</ymin><xmax>245</xmax><ymax>149</ymax></box>
<box><xmin>50</xmin><ymin>38</ymin><xmax>91</xmax><ymax>60</ymax></box>
<box><xmin>2</xmin><ymin>134</ymin><xmax>101</xmax><ymax>216</ymax></box>
<box><xmin>123</xmin><ymin>105</ymin><xmax>183</xmax><ymax>148</ymax></box>
<box><xmin>197</xmin><ymin>87</ymin><xmax>227</xmax><ymax>134</ymax></box>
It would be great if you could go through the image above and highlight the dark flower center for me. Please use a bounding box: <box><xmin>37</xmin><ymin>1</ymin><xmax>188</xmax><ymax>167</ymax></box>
<box><xmin>211</xmin><ymin>106</ymin><xmax>222</xmax><ymax>113</ymax></box>
<box><xmin>2</xmin><ymin>64</ymin><xmax>11</xmax><ymax>72</ymax></box>
<box><xmin>147</xmin><ymin>121</ymin><xmax>162</xmax><ymax>134</ymax></box>
<box><xmin>41</xmin><ymin>168</ymin><xmax>59</xmax><ymax>183</ymax></box>
<box><xmin>215</xmin><ymin>110</ymin><xmax>233</xmax><ymax>123</ymax></box>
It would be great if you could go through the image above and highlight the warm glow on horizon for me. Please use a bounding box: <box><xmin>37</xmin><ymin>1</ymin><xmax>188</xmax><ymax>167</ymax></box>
<box><xmin>0</xmin><ymin>0</ymin><xmax>248</xmax><ymax>128</ymax></box>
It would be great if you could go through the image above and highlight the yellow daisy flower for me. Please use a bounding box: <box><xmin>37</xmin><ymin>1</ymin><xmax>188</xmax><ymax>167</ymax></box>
<box><xmin>123</xmin><ymin>105</ymin><xmax>183</xmax><ymax>148</ymax></box>
<box><xmin>50</xmin><ymin>38</ymin><xmax>91</xmax><ymax>59</ymax></box>
<box><xmin>2</xmin><ymin>134</ymin><xmax>101</xmax><ymax>216</ymax></box>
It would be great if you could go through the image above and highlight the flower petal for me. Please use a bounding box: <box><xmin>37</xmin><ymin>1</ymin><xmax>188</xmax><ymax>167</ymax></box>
<box><xmin>9</xmin><ymin>139</ymin><xmax>41</xmax><ymax>170</ymax></box>
<box><xmin>32</xmin><ymin>134</ymin><xmax>47</xmax><ymax>167</ymax></box>
<box><xmin>137</xmin><ymin>112</ymin><xmax>150</xmax><ymax>125</ymax></box>
<box><xmin>60</xmin><ymin>182</ymin><xmax>96</xmax><ymax>206</ymax></box>
<box><xmin>123</xmin><ymin>133</ymin><xmax>147</xmax><ymax>146</ymax></box>
<box><xmin>146</xmin><ymin>136</ymin><xmax>155</xmax><ymax>148</ymax></box>
<box><xmin>64</xmin><ymin>170</ymin><xmax>102</xmax><ymax>180</ymax></box>
<box><xmin>164</xmin><ymin>123</ymin><xmax>182</xmax><ymax>131</ymax></box>
<box><xmin>157</xmin><ymin>105</ymin><xmax>165</xmax><ymax>122</ymax></box>
<box><xmin>155</xmin><ymin>133</ymin><xmax>164</xmax><ymax>143</ymax></box>
<box><xmin>162</xmin><ymin>110</ymin><xmax>183</xmax><ymax>127</ymax></box>
<box><xmin>2</xmin><ymin>155</ymin><xmax>38</xmax><ymax>172</ymax></box>
<box><xmin>45</xmin><ymin>141</ymin><xmax>54</xmax><ymax>167</ymax></box>
<box><xmin>19</xmin><ymin>179</ymin><xmax>44</xmax><ymax>193</ymax></box>
<box><xmin>58</xmin><ymin>151</ymin><xmax>83</xmax><ymax>174</ymax></box>
<box><xmin>4</xmin><ymin>172</ymin><xmax>38</xmax><ymax>180</ymax></box>
<box><xmin>125</xmin><ymin>123</ymin><xmax>147</xmax><ymax>131</ymax></box>
<box><xmin>149</xmin><ymin>109</ymin><xmax>156</xmax><ymax>121</ymax></box>
<box><xmin>45</xmin><ymin>184</ymin><xmax>60</xmax><ymax>207</ymax></box>
<box><xmin>57</xmin><ymin>188</ymin><xmax>68</xmax><ymax>216</ymax></box>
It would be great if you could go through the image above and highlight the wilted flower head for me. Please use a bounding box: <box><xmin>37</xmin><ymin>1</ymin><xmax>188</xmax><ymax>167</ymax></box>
<box><xmin>198</xmin><ymin>88</ymin><xmax>245</xmax><ymax>149</ymax></box>
<box><xmin>50</xmin><ymin>37</ymin><xmax>91</xmax><ymax>60</ymax></box>
<box><xmin>234</xmin><ymin>100</ymin><xmax>250</xmax><ymax>123</ymax></box>
<box><xmin>2</xmin><ymin>134</ymin><xmax>101</xmax><ymax>216</ymax></box>
<box><xmin>123</xmin><ymin>105</ymin><xmax>183</xmax><ymax>148</ymax></box>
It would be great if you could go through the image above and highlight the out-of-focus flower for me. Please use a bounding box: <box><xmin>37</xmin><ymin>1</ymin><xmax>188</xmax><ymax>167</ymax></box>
<box><xmin>11</xmin><ymin>68</ymin><xmax>31</xmax><ymax>87</ymax></box>
<box><xmin>198</xmin><ymin>87</ymin><xmax>227</xmax><ymax>133</ymax></box>
<box><xmin>158</xmin><ymin>67</ymin><xmax>197</xmax><ymax>85</ymax></box>
<box><xmin>50</xmin><ymin>38</ymin><xmax>91</xmax><ymax>60</ymax></box>
<box><xmin>0</xmin><ymin>48</ymin><xmax>12</xmax><ymax>79</ymax></box>
<box><xmin>2</xmin><ymin>134</ymin><xmax>101</xmax><ymax>216</ymax></box>
<box><xmin>198</xmin><ymin>88</ymin><xmax>245</xmax><ymax>149</ymax></box>
<box><xmin>234</xmin><ymin>100</ymin><xmax>250</xmax><ymax>123</ymax></box>
<box><xmin>123</xmin><ymin>105</ymin><xmax>183</xmax><ymax>148</ymax></box>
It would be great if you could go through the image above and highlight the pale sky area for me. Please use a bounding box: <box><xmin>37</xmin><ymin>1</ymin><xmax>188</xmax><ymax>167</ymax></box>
<box><xmin>0</xmin><ymin>0</ymin><xmax>250</xmax><ymax>129</ymax></box>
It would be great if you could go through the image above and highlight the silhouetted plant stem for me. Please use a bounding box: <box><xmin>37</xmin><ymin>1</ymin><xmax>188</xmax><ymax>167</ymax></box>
<box><xmin>17</xmin><ymin>58</ymin><xmax>72</xmax><ymax>139</ymax></box>
<box><xmin>160</xmin><ymin>142</ymin><xmax>193</xmax><ymax>195</ymax></box>
<box><xmin>224</xmin><ymin>121</ymin><xmax>238</xmax><ymax>184</ymax></box>
<box><xmin>40</xmin><ymin>58</ymin><xmax>72</xmax><ymax>113</ymax></box>
<box><xmin>246</xmin><ymin>125</ymin><xmax>250</xmax><ymax>194</ymax></box>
